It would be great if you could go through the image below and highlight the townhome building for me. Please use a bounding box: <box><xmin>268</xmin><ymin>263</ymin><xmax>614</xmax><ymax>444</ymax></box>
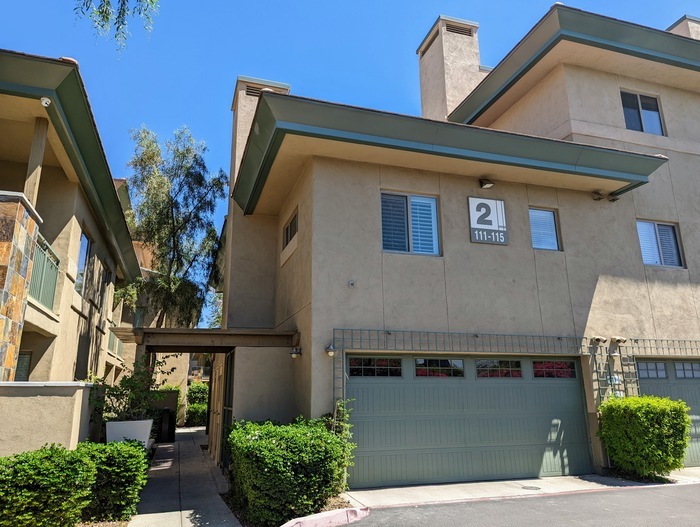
<box><xmin>148</xmin><ymin>6</ymin><xmax>700</xmax><ymax>488</ymax></box>
<box><xmin>0</xmin><ymin>49</ymin><xmax>142</xmax><ymax>454</ymax></box>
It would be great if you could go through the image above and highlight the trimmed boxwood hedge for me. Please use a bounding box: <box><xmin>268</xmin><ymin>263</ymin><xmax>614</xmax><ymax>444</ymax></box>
<box><xmin>599</xmin><ymin>395</ymin><xmax>691</xmax><ymax>478</ymax></box>
<box><xmin>228</xmin><ymin>410</ymin><xmax>355</xmax><ymax>527</ymax></box>
<box><xmin>186</xmin><ymin>402</ymin><xmax>208</xmax><ymax>426</ymax></box>
<box><xmin>0</xmin><ymin>444</ymin><xmax>96</xmax><ymax>527</ymax></box>
<box><xmin>187</xmin><ymin>382</ymin><xmax>209</xmax><ymax>405</ymax></box>
<box><xmin>77</xmin><ymin>441</ymin><xmax>149</xmax><ymax>521</ymax></box>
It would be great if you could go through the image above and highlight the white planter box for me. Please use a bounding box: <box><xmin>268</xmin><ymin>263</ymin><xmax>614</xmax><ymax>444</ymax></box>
<box><xmin>106</xmin><ymin>419</ymin><xmax>153</xmax><ymax>447</ymax></box>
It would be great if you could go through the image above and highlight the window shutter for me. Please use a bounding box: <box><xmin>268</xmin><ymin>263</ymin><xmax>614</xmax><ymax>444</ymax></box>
<box><xmin>636</xmin><ymin>221</ymin><xmax>661</xmax><ymax>265</ymax></box>
<box><xmin>529</xmin><ymin>209</ymin><xmax>559</xmax><ymax>250</ymax></box>
<box><xmin>410</xmin><ymin>196</ymin><xmax>439</xmax><ymax>255</ymax></box>
<box><xmin>381</xmin><ymin>194</ymin><xmax>409</xmax><ymax>252</ymax></box>
<box><xmin>657</xmin><ymin>224</ymin><xmax>681</xmax><ymax>266</ymax></box>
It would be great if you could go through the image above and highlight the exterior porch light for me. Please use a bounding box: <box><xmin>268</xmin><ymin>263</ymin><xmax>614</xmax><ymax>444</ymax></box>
<box><xmin>479</xmin><ymin>178</ymin><xmax>494</xmax><ymax>189</ymax></box>
<box><xmin>290</xmin><ymin>347</ymin><xmax>302</xmax><ymax>359</ymax></box>
<box><xmin>325</xmin><ymin>344</ymin><xmax>336</xmax><ymax>357</ymax></box>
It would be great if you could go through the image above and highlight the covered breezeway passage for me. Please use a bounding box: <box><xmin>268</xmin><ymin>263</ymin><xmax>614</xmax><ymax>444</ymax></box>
<box><xmin>637</xmin><ymin>359</ymin><xmax>700</xmax><ymax>467</ymax></box>
<box><xmin>345</xmin><ymin>355</ymin><xmax>593</xmax><ymax>488</ymax></box>
<box><xmin>110</xmin><ymin>327</ymin><xmax>299</xmax><ymax>466</ymax></box>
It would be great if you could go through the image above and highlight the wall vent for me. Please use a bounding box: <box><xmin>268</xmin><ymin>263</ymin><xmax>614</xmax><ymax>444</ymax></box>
<box><xmin>245</xmin><ymin>85</ymin><xmax>263</xmax><ymax>97</ymax></box>
<box><xmin>419</xmin><ymin>30</ymin><xmax>439</xmax><ymax>58</ymax></box>
<box><xmin>445</xmin><ymin>23</ymin><xmax>473</xmax><ymax>37</ymax></box>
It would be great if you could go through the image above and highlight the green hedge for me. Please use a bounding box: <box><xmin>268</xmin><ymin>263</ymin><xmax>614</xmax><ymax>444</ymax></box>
<box><xmin>228</xmin><ymin>410</ymin><xmax>355</xmax><ymax>527</ymax></box>
<box><xmin>77</xmin><ymin>441</ymin><xmax>149</xmax><ymax>521</ymax></box>
<box><xmin>599</xmin><ymin>395</ymin><xmax>691</xmax><ymax>478</ymax></box>
<box><xmin>186</xmin><ymin>402</ymin><xmax>208</xmax><ymax>426</ymax></box>
<box><xmin>0</xmin><ymin>445</ymin><xmax>96</xmax><ymax>527</ymax></box>
<box><xmin>187</xmin><ymin>381</ymin><xmax>209</xmax><ymax>405</ymax></box>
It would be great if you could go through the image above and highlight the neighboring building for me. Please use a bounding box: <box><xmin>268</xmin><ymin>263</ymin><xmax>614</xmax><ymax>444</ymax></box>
<box><xmin>105</xmin><ymin>6</ymin><xmax>699</xmax><ymax>488</ymax></box>
<box><xmin>0</xmin><ymin>49</ymin><xmax>143</xmax><ymax>455</ymax></box>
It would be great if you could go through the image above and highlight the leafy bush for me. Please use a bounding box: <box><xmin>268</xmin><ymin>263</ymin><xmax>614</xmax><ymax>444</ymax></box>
<box><xmin>159</xmin><ymin>383</ymin><xmax>183</xmax><ymax>418</ymax></box>
<box><xmin>228</xmin><ymin>402</ymin><xmax>355</xmax><ymax>527</ymax></box>
<box><xmin>186</xmin><ymin>402</ymin><xmax>208</xmax><ymax>426</ymax></box>
<box><xmin>77</xmin><ymin>441</ymin><xmax>149</xmax><ymax>521</ymax></box>
<box><xmin>0</xmin><ymin>445</ymin><xmax>96</xmax><ymax>527</ymax></box>
<box><xmin>598</xmin><ymin>395</ymin><xmax>691</xmax><ymax>478</ymax></box>
<box><xmin>187</xmin><ymin>381</ymin><xmax>209</xmax><ymax>405</ymax></box>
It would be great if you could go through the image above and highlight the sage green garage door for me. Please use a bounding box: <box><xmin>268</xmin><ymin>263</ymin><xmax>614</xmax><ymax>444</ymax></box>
<box><xmin>637</xmin><ymin>360</ymin><xmax>700</xmax><ymax>467</ymax></box>
<box><xmin>347</xmin><ymin>356</ymin><xmax>593</xmax><ymax>488</ymax></box>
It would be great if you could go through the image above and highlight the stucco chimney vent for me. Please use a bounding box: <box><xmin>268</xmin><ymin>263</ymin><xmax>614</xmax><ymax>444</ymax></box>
<box><xmin>445</xmin><ymin>23</ymin><xmax>473</xmax><ymax>37</ymax></box>
<box><xmin>245</xmin><ymin>85</ymin><xmax>263</xmax><ymax>97</ymax></box>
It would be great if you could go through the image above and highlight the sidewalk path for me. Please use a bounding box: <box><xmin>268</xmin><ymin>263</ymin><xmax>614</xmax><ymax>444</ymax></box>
<box><xmin>129</xmin><ymin>427</ymin><xmax>241</xmax><ymax>527</ymax></box>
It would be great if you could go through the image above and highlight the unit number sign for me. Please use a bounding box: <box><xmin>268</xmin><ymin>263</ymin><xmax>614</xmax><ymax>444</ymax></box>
<box><xmin>468</xmin><ymin>197</ymin><xmax>508</xmax><ymax>245</ymax></box>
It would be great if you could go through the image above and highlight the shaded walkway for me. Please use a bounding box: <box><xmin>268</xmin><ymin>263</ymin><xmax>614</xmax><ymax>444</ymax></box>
<box><xmin>129</xmin><ymin>427</ymin><xmax>240</xmax><ymax>527</ymax></box>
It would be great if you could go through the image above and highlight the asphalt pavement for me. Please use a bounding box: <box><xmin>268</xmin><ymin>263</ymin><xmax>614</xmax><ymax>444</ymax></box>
<box><xmin>353</xmin><ymin>482</ymin><xmax>700</xmax><ymax>527</ymax></box>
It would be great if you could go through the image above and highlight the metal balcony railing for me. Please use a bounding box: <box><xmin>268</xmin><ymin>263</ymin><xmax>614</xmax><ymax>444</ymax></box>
<box><xmin>28</xmin><ymin>234</ymin><xmax>60</xmax><ymax>311</ymax></box>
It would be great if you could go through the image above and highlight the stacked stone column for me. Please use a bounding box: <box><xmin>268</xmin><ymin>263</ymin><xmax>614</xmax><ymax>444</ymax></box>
<box><xmin>0</xmin><ymin>193</ymin><xmax>40</xmax><ymax>381</ymax></box>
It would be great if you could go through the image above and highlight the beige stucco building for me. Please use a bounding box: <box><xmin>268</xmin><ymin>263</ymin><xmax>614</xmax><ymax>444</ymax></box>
<box><xmin>198</xmin><ymin>7</ymin><xmax>700</xmax><ymax>487</ymax></box>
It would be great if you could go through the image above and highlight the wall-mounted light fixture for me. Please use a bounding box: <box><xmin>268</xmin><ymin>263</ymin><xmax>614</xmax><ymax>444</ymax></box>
<box><xmin>290</xmin><ymin>347</ymin><xmax>302</xmax><ymax>359</ymax></box>
<box><xmin>479</xmin><ymin>178</ymin><xmax>494</xmax><ymax>189</ymax></box>
<box><xmin>592</xmin><ymin>336</ymin><xmax>608</xmax><ymax>344</ymax></box>
<box><xmin>611</xmin><ymin>336</ymin><xmax>627</xmax><ymax>344</ymax></box>
<box><xmin>325</xmin><ymin>344</ymin><xmax>337</xmax><ymax>357</ymax></box>
<box><xmin>591</xmin><ymin>191</ymin><xmax>604</xmax><ymax>201</ymax></box>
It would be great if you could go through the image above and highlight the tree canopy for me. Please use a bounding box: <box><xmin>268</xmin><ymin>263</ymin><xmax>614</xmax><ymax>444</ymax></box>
<box><xmin>75</xmin><ymin>0</ymin><xmax>158</xmax><ymax>46</ymax></box>
<box><xmin>119</xmin><ymin>126</ymin><xmax>227</xmax><ymax>328</ymax></box>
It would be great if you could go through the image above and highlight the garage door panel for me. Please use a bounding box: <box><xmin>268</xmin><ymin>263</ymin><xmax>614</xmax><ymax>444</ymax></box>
<box><xmin>414</xmin><ymin>385</ymin><xmax>468</xmax><ymax>413</ymax></box>
<box><xmin>351</xmin><ymin>418</ymin><xmax>407</xmax><ymax>448</ymax></box>
<box><xmin>474</xmin><ymin>385</ymin><xmax>528</xmax><ymax>411</ymax></box>
<box><xmin>350</xmin><ymin>385</ymin><xmax>406</xmax><ymax>414</ymax></box>
<box><xmin>353</xmin><ymin>453</ymin><xmax>409</xmax><ymax>487</ymax></box>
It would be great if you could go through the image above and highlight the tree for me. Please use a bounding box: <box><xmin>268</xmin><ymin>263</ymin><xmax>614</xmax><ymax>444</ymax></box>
<box><xmin>120</xmin><ymin>125</ymin><xmax>227</xmax><ymax>328</ymax></box>
<box><xmin>75</xmin><ymin>0</ymin><xmax>158</xmax><ymax>46</ymax></box>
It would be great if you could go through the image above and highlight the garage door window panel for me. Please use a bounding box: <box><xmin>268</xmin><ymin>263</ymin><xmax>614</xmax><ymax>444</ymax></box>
<box><xmin>638</xmin><ymin>362</ymin><xmax>667</xmax><ymax>379</ymax></box>
<box><xmin>349</xmin><ymin>357</ymin><xmax>402</xmax><ymax>377</ymax></box>
<box><xmin>476</xmin><ymin>359</ymin><xmax>522</xmax><ymax>378</ymax></box>
<box><xmin>415</xmin><ymin>358</ymin><xmax>464</xmax><ymax>378</ymax></box>
<box><xmin>675</xmin><ymin>362</ymin><xmax>700</xmax><ymax>379</ymax></box>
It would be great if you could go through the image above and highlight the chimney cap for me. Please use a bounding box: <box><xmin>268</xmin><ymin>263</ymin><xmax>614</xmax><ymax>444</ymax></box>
<box><xmin>417</xmin><ymin>15</ymin><xmax>479</xmax><ymax>55</ymax></box>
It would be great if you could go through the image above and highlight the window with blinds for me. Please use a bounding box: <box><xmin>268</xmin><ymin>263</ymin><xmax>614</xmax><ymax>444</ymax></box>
<box><xmin>636</xmin><ymin>220</ymin><xmax>682</xmax><ymax>267</ymax></box>
<box><xmin>529</xmin><ymin>209</ymin><xmax>559</xmax><ymax>250</ymax></box>
<box><xmin>381</xmin><ymin>193</ymin><xmax>439</xmax><ymax>255</ymax></box>
<box><xmin>621</xmin><ymin>91</ymin><xmax>665</xmax><ymax>136</ymax></box>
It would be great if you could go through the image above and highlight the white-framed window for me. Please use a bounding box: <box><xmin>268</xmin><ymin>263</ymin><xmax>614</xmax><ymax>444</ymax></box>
<box><xmin>75</xmin><ymin>232</ymin><xmax>91</xmax><ymax>294</ymax></box>
<box><xmin>637</xmin><ymin>361</ymin><xmax>667</xmax><ymax>379</ymax></box>
<box><xmin>529</xmin><ymin>208</ymin><xmax>560</xmax><ymax>251</ymax></box>
<box><xmin>381</xmin><ymin>193</ymin><xmax>439</xmax><ymax>255</ymax></box>
<box><xmin>620</xmin><ymin>91</ymin><xmax>665</xmax><ymax>136</ymax></box>
<box><xmin>675</xmin><ymin>362</ymin><xmax>700</xmax><ymax>379</ymax></box>
<box><xmin>636</xmin><ymin>220</ymin><xmax>682</xmax><ymax>267</ymax></box>
<box><xmin>282</xmin><ymin>211</ymin><xmax>298</xmax><ymax>249</ymax></box>
<box><xmin>348</xmin><ymin>357</ymin><xmax>402</xmax><ymax>377</ymax></box>
<box><xmin>415</xmin><ymin>358</ymin><xmax>465</xmax><ymax>378</ymax></box>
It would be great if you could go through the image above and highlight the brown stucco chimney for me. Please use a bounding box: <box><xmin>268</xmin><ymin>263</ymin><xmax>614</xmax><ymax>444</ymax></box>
<box><xmin>667</xmin><ymin>15</ymin><xmax>700</xmax><ymax>40</ymax></box>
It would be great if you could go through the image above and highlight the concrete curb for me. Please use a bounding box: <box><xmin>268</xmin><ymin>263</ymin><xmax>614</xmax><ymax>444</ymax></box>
<box><xmin>280</xmin><ymin>507</ymin><xmax>370</xmax><ymax>527</ymax></box>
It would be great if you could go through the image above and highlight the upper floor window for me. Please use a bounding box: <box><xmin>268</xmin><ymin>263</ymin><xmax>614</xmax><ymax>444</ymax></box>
<box><xmin>636</xmin><ymin>220</ymin><xmax>682</xmax><ymax>267</ymax></box>
<box><xmin>529</xmin><ymin>208</ymin><xmax>560</xmax><ymax>251</ymax></box>
<box><xmin>283</xmin><ymin>212</ymin><xmax>298</xmax><ymax>249</ymax></box>
<box><xmin>381</xmin><ymin>193</ymin><xmax>439</xmax><ymax>255</ymax></box>
<box><xmin>621</xmin><ymin>91</ymin><xmax>665</xmax><ymax>136</ymax></box>
<box><xmin>75</xmin><ymin>232</ymin><xmax>91</xmax><ymax>293</ymax></box>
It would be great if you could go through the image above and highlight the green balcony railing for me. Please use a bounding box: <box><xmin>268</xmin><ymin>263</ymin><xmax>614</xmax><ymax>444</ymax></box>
<box><xmin>28</xmin><ymin>234</ymin><xmax>60</xmax><ymax>311</ymax></box>
<box><xmin>107</xmin><ymin>323</ymin><xmax>124</xmax><ymax>359</ymax></box>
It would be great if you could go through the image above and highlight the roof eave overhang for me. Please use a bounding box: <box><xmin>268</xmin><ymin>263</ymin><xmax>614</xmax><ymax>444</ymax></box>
<box><xmin>233</xmin><ymin>93</ymin><xmax>667</xmax><ymax>214</ymax></box>
<box><xmin>0</xmin><ymin>50</ymin><xmax>140</xmax><ymax>281</ymax></box>
<box><xmin>449</xmin><ymin>5</ymin><xmax>700</xmax><ymax>124</ymax></box>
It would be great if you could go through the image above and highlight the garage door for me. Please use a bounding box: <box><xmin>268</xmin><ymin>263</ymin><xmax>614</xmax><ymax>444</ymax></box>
<box><xmin>637</xmin><ymin>360</ymin><xmax>700</xmax><ymax>467</ymax></box>
<box><xmin>347</xmin><ymin>356</ymin><xmax>593</xmax><ymax>488</ymax></box>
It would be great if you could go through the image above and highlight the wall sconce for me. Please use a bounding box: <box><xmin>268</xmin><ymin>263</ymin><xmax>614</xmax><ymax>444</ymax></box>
<box><xmin>479</xmin><ymin>178</ymin><xmax>494</xmax><ymax>189</ymax></box>
<box><xmin>290</xmin><ymin>347</ymin><xmax>302</xmax><ymax>359</ymax></box>
<box><xmin>325</xmin><ymin>344</ymin><xmax>337</xmax><ymax>357</ymax></box>
<box><xmin>611</xmin><ymin>336</ymin><xmax>627</xmax><ymax>344</ymax></box>
<box><xmin>592</xmin><ymin>336</ymin><xmax>608</xmax><ymax>344</ymax></box>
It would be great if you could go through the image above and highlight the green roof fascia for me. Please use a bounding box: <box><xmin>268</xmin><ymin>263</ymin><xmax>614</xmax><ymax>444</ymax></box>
<box><xmin>0</xmin><ymin>51</ymin><xmax>140</xmax><ymax>281</ymax></box>
<box><xmin>449</xmin><ymin>5</ymin><xmax>700</xmax><ymax>124</ymax></box>
<box><xmin>233</xmin><ymin>93</ymin><xmax>666</xmax><ymax>214</ymax></box>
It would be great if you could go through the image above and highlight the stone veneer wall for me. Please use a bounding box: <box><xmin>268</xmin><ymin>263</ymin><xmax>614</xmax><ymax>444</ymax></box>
<box><xmin>0</xmin><ymin>193</ymin><xmax>40</xmax><ymax>381</ymax></box>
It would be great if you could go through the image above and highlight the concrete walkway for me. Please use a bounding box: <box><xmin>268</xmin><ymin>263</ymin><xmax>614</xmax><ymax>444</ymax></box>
<box><xmin>129</xmin><ymin>427</ymin><xmax>240</xmax><ymax>527</ymax></box>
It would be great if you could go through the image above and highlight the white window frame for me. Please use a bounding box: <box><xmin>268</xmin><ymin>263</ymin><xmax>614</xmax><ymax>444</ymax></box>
<box><xmin>636</xmin><ymin>220</ymin><xmax>683</xmax><ymax>268</ymax></box>
<box><xmin>528</xmin><ymin>208</ymin><xmax>561</xmax><ymax>251</ymax></box>
<box><xmin>620</xmin><ymin>91</ymin><xmax>666</xmax><ymax>136</ymax></box>
<box><xmin>381</xmin><ymin>192</ymin><xmax>440</xmax><ymax>256</ymax></box>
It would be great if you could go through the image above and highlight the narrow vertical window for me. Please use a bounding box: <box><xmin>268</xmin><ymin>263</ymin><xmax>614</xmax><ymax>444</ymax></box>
<box><xmin>75</xmin><ymin>232</ymin><xmax>91</xmax><ymax>293</ymax></box>
<box><xmin>529</xmin><ymin>209</ymin><xmax>560</xmax><ymax>250</ymax></box>
<box><xmin>283</xmin><ymin>212</ymin><xmax>298</xmax><ymax>249</ymax></box>
<box><xmin>381</xmin><ymin>193</ymin><xmax>439</xmax><ymax>255</ymax></box>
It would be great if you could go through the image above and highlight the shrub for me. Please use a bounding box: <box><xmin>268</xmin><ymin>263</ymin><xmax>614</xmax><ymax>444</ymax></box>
<box><xmin>598</xmin><ymin>395</ymin><xmax>691</xmax><ymax>478</ymax></box>
<box><xmin>77</xmin><ymin>441</ymin><xmax>149</xmax><ymax>521</ymax></box>
<box><xmin>186</xmin><ymin>402</ymin><xmax>208</xmax><ymax>426</ymax></box>
<box><xmin>0</xmin><ymin>445</ymin><xmax>96</xmax><ymax>527</ymax></box>
<box><xmin>228</xmin><ymin>403</ymin><xmax>355</xmax><ymax>527</ymax></box>
<box><xmin>187</xmin><ymin>381</ymin><xmax>209</xmax><ymax>405</ymax></box>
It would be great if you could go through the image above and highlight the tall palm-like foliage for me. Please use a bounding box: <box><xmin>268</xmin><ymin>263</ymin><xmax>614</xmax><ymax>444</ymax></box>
<box><xmin>75</xmin><ymin>0</ymin><xmax>158</xmax><ymax>46</ymax></box>
<box><xmin>121</xmin><ymin>126</ymin><xmax>226</xmax><ymax>328</ymax></box>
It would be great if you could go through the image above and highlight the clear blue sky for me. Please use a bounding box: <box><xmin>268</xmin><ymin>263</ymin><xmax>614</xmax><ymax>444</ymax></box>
<box><xmin>1</xmin><ymin>1</ymin><xmax>696</xmax><ymax>228</ymax></box>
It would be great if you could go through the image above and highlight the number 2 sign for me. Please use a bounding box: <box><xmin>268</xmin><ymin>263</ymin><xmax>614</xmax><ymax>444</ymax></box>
<box><xmin>468</xmin><ymin>197</ymin><xmax>508</xmax><ymax>245</ymax></box>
